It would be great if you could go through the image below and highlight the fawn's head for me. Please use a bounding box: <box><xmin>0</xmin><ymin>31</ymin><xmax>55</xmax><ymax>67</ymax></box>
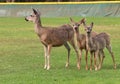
<box><xmin>83</xmin><ymin>21</ymin><xmax>94</xmax><ymax>34</ymax></box>
<box><xmin>25</xmin><ymin>8</ymin><xmax>40</xmax><ymax>23</ymax></box>
<box><xmin>70</xmin><ymin>18</ymin><xmax>85</xmax><ymax>32</ymax></box>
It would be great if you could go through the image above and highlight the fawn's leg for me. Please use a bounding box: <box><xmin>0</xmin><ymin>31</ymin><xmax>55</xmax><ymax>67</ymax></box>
<box><xmin>94</xmin><ymin>51</ymin><xmax>98</xmax><ymax>71</ymax></box>
<box><xmin>106</xmin><ymin>45</ymin><xmax>116</xmax><ymax>69</ymax></box>
<box><xmin>90</xmin><ymin>52</ymin><xmax>93</xmax><ymax>71</ymax></box>
<box><xmin>98</xmin><ymin>51</ymin><xmax>101</xmax><ymax>70</ymax></box>
<box><xmin>69</xmin><ymin>40</ymin><xmax>81</xmax><ymax>69</ymax></box>
<box><xmin>98</xmin><ymin>50</ymin><xmax>105</xmax><ymax>70</ymax></box>
<box><xmin>74</xmin><ymin>45</ymin><xmax>81</xmax><ymax>69</ymax></box>
<box><xmin>85</xmin><ymin>50</ymin><xmax>88</xmax><ymax>70</ymax></box>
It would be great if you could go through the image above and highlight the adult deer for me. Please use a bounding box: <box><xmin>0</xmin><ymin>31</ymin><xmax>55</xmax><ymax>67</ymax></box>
<box><xmin>70</xmin><ymin>18</ymin><xmax>97</xmax><ymax>70</ymax></box>
<box><xmin>83</xmin><ymin>21</ymin><xmax>116</xmax><ymax>70</ymax></box>
<box><xmin>25</xmin><ymin>9</ymin><xmax>83</xmax><ymax>70</ymax></box>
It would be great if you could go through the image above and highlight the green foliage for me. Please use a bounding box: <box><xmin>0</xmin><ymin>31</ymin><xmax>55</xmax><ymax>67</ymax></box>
<box><xmin>0</xmin><ymin>17</ymin><xmax>120</xmax><ymax>84</ymax></box>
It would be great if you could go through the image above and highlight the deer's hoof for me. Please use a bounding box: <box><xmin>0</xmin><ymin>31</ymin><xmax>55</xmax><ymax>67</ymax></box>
<box><xmin>90</xmin><ymin>68</ymin><xmax>92</xmax><ymax>71</ymax></box>
<box><xmin>65</xmin><ymin>63</ymin><xmax>69</xmax><ymax>68</ymax></box>
<box><xmin>77</xmin><ymin>67</ymin><xmax>80</xmax><ymax>70</ymax></box>
<box><xmin>95</xmin><ymin>67</ymin><xmax>98</xmax><ymax>71</ymax></box>
<box><xmin>77</xmin><ymin>66</ymin><xmax>81</xmax><ymax>70</ymax></box>
<box><xmin>98</xmin><ymin>65</ymin><xmax>101</xmax><ymax>70</ymax></box>
<box><xmin>44</xmin><ymin>65</ymin><xmax>47</xmax><ymax>69</ymax></box>
<box><xmin>86</xmin><ymin>66</ymin><xmax>88</xmax><ymax>70</ymax></box>
<box><xmin>46</xmin><ymin>66</ymin><xmax>50</xmax><ymax>70</ymax></box>
<box><xmin>114</xmin><ymin>64</ymin><xmax>117</xmax><ymax>69</ymax></box>
<box><xmin>77</xmin><ymin>64</ymin><xmax>80</xmax><ymax>70</ymax></box>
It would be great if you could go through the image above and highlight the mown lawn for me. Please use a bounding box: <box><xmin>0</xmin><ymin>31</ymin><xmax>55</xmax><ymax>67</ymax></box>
<box><xmin>0</xmin><ymin>17</ymin><xmax>120</xmax><ymax>84</ymax></box>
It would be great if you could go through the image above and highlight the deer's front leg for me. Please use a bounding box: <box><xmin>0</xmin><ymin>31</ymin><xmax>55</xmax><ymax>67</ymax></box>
<box><xmin>43</xmin><ymin>45</ymin><xmax>47</xmax><ymax>69</ymax></box>
<box><xmin>85</xmin><ymin>50</ymin><xmax>88</xmax><ymax>70</ymax></box>
<box><xmin>46</xmin><ymin>45</ymin><xmax>52</xmax><ymax>70</ymax></box>
<box><xmin>90</xmin><ymin>52</ymin><xmax>93</xmax><ymax>71</ymax></box>
<box><xmin>98</xmin><ymin>50</ymin><xmax>105</xmax><ymax>70</ymax></box>
<box><xmin>70</xmin><ymin>39</ymin><xmax>81</xmax><ymax>70</ymax></box>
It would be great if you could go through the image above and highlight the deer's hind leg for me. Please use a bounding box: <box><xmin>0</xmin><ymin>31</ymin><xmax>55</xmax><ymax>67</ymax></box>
<box><xmin>106</xmin><ymin>45</ymin><xmax>116</xmax><ymax>69</ymax></box>
<box><xmin>90</xmin><ymin>52</ymin><xmax>93</xmax><ymax>71</ymax></box>
<box><xmin>94</xmin><ymin>51</ymin><xmax>99</xmax><ymax>71</ymax></box>
<box><xmin>64</xmin><ymin>42</ymin><xmax>71</xmax><ymax>68</ymax></box>
<box><xmin>98</xmin><ymin>50</ymin><xmax>105</xmax><ymax>70</ymax></box>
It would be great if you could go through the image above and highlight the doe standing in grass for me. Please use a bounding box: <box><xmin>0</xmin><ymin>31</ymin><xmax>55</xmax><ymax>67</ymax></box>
<box><xmin>25</xmin><ymin>8</ymin><xmax>82</xmax><ymax>70</ymax></box>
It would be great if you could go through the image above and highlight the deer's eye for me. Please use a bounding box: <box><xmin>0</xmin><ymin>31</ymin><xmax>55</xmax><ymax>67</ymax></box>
<box><xmin>30</xmin><ymin>15</ymin><xmax>34</xmax><ymax>17</ymax></box>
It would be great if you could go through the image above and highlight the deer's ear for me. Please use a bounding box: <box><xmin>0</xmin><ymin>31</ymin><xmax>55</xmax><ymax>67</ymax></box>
<box><xmin>79</xmin><ymin>18</ymin><xmax>85</xmax><ymax>24</ymax></box>
<box><xmin>70</xmin><ymin>17</ymin><xmax>74</xmax><ymax>23</ymax></box>
<box><xmin>82</xmin><ymin>20</ymin><xmax>87</xmax><ymax>28</ymax></box>
<box><xmin>90</xmin><ymin>22</ymin><xmax>94</xmax><ymax>28</ymax></box>
<box><xmin>32</xmin><ymin>8</ymin><xmax>38</xmax><ymax>15</ymax></box>
<box><xmin>36</xmin><ymin>9</ymin><xmax>41</xmax><ymax>15</ymax></box>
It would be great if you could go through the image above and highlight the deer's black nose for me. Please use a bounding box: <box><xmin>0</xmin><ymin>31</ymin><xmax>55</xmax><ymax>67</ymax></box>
<box><xmin>74</xmin><ymin>27</ymin><xmax>78</xmax><ymax>30</ymax></box>
<box><xmin>25</xmin><ymin>17</ymin><xmax>28</xmax><ymax>21</ymax></box>
<box><xmin>87</xmin><ymin>31</ymin><xmax>91</xmax><ymax>34</ymax></box>
<box><xmin>73</xmin><ymin>27</ymin><xmax>78</xmax><ymax>32</ymax></box>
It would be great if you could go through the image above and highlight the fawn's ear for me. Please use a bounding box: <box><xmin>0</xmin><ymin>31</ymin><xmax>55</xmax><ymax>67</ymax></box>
<box><xmin>79</xmin><ymin>18</ymin><xmax>85</xmax><ymax>24</ymax></box>
<box><xmin>82</xmin><ymin>19</ymin><xmax>87</xmax><ymax>28</ymax></box>
<box><xmin>90</xmin><ymin>22</ymin><xmax>94</xmax><ymax>28</ymax></box>
<box><xmin>70</xmin><ymin>17</ymin><xmax>74</xmax><ymax>23</ymax></box>
<box><xmin>32</xmin><ymin>8</ymin><xmax>38</xmax><ymax>15</ymax></box>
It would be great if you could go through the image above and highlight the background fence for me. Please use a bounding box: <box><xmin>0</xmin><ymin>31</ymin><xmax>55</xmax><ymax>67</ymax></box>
<box><xmin>0</xmin><ymin>2</ymin><xmax>120</xmax><ymax>17</ymax></box>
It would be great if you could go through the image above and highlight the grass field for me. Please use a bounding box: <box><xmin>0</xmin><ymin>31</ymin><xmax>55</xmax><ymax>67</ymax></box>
<box><xmin>0</xmin><ymin>17</ymin><xmax>120</xmax><ymax>84</ymax></box>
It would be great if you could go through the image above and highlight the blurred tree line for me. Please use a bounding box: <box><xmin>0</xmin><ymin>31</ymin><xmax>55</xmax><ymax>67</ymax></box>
<box><xmin>0</xmin><ymin>0</ymin><xmax>119</xmax><ymax>2</ymax></box>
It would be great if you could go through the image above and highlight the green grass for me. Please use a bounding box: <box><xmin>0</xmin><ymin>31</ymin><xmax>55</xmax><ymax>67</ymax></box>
<box><xmin>0</xmin><ymin>17</ymin><xmax>120</xmax><ymax>84</ymax></box>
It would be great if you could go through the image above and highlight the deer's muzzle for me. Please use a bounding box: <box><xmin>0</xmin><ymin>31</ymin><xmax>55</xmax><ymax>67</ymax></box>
<box><xmin>25</xmin><ymin>17</ymin><xmax>28</xmax><ymax>21</ymax></box>
<box><xmin>74</xmin><ymin>27</ymin><xmax>78</xmax><ymax>32</ymax></box>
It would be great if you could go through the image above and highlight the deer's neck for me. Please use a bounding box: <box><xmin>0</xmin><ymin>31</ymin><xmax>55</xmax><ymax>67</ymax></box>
<box><xmin>86</xmin><ymin>33</ymin><xmax>94</xmax><ymax>50</ymax></box>
<box><xmin>34</xmin><ymin>18</ymin><xmax>42</xmax><ymax>34</ymax></box>
<box><xmin>76</xmin><ymin>30</ymin><xmax>79</xmax><ymax>35</ymax></box>
<box><xmin>74</xmin><ymin>29</ymin><xmax>80</xmax><ymax>40</ymax></box>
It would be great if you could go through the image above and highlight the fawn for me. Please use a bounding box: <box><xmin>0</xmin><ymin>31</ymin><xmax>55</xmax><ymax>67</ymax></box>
<box><xmin>83</xmin><ymin>20</ymin><xmax>116</xmax><ymax>70</ymax></box>
<box><xmin>70</xmin><ymin>18</ymin><xmax>97</xmax><ymax>70</ymax></box>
